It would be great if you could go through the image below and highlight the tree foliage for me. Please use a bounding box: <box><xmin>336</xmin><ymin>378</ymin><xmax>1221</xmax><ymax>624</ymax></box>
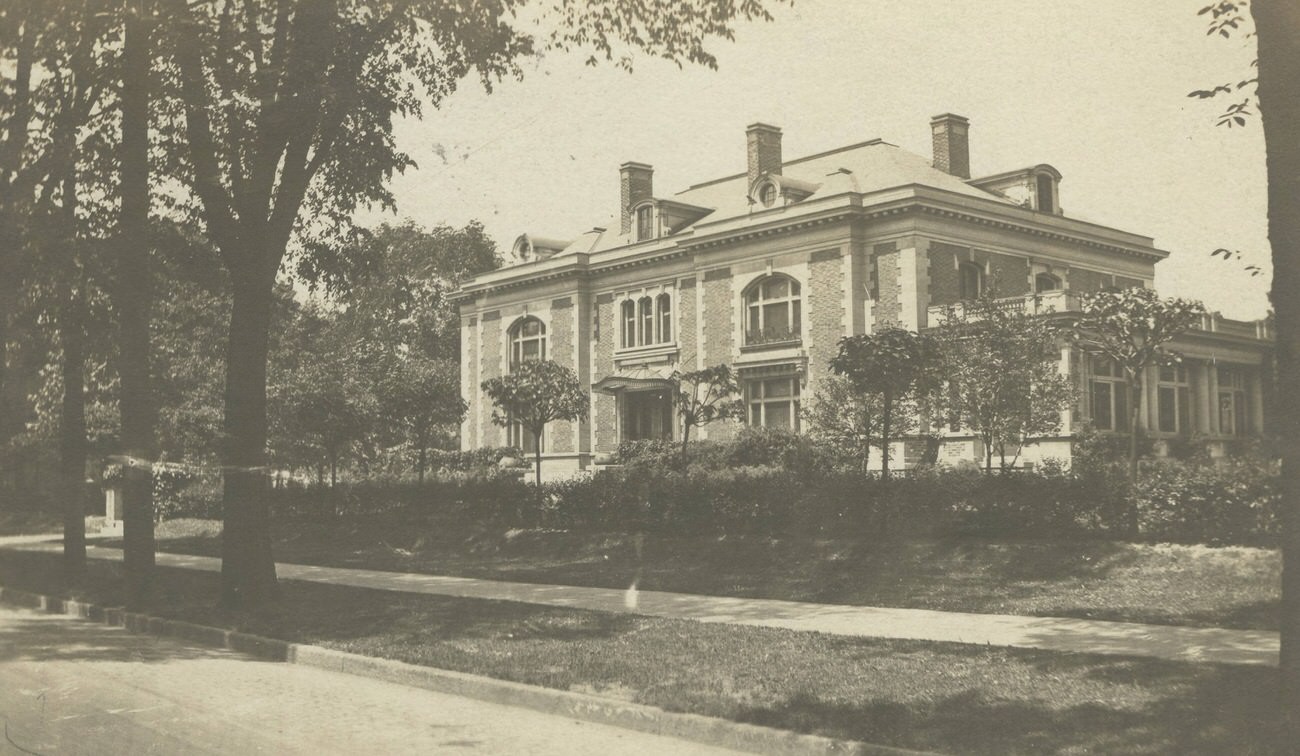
<box><xmin>933</xmin><ymin>297</ymin><xmax>1077</xmax><ymax>472</ymax></box>
<box><xmin>671</xmin><ymin>365</ymin><xmax>743</xmax><ymax>462</ymax></box>
<box><xmin>482</xmin><ymin>359</ymin><xmax>586</xmax><ymax>484</ymax></box>
<box><xmin>802</xmin><ymin>374</ymin><xmax>880</xmax><ymax>473</ymax></box>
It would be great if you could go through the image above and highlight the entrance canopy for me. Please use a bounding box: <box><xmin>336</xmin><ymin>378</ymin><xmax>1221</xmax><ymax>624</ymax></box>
<box><xmin>592</xmin><ymin>364</ymin><xmax>674</xmax><ymax>395</ymax></box>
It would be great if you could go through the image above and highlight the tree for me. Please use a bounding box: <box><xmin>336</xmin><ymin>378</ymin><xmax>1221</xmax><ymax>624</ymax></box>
<box><xmin>381</xmin><ymin>355</ymin><xmax>465</xmax><ymax>483</ymax></box>
<box><xmin>1066</xmin><ymin>287</ymin><xmax>1204</xmax><ymax>480</ymax></box>
<box><xmin>671</xmin><ymin>365</ymin><xmax>743</xmax><ymax>463</ymax></box>
<box><xmin>154</xmin><ymin>0</ymin><xmax>784</xmax><ymax>608</ymax></box>
<box><xmin>482</xmin><ymin>359</ymin><xmax>586</xmax><ymax>485</ymax></box>
<box><xmin>1244</xmin><ymin>0</ymin><xmax>1300</xmax><ymax>741</ymax></box>
<box><xmin>830</xmin><ymin>328</ymin><xmax>936</xmax><ymax>478</ymax></box>
<box><xmin>934</xmin><ymin>296</ymin><xmax>1077</xmax><ymax>473</ymax></box>
<box><xmin>802</xmin><ymin>374</ymin><xmax>880</xmax><ymax>473</ymax></box>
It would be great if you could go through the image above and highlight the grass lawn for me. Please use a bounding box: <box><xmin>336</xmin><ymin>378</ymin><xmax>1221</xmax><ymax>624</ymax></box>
<box><xmin>0</xmin><ymin>549</ymin><xmax>1286</xmax><ymax>755</ymax></box>
<box><xmin>130</xmin><ymin>515</ymin><xmax>1281</xmax><ymax>631</ymax></box>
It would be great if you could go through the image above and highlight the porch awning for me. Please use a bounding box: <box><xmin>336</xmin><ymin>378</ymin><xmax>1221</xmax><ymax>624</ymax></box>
<box><xmin>592</xmin><ymin>364</ymin><xmax>674</xmax><ymax>395</ymax></box>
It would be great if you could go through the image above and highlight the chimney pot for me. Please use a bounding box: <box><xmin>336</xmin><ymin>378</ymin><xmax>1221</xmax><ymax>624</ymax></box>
<box><xmin>931</xmin><ymin>113</ymin><xmax>970</xmax><ymax>179</ymax></box>
<box><xmin>746</xmin><ymin>123</ymin><xmax>783</xmax><ymax>188</ymax></box>
<box><xmin>619</xmin><ymin>162</ymin><xmax>653</xmax><ymax>235</ymax></box>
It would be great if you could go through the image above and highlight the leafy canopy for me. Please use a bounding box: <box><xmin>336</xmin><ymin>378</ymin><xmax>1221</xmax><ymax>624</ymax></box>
<box><xmin>482</xmin><ymin>359</ymin><xmax>587</xmax><ymax>437</ymax></box>
<box><xmin>1068</xmin><ymin>287</ymin><xmax>1205</xmax><ymax>380</ymax></box>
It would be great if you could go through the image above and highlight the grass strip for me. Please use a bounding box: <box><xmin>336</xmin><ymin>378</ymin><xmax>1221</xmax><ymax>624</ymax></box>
<box><xmin>138</xmin><ymin>516</ymin><xmax>1280</xmax><ymax>631</ymax></box>
<box><xmin>0</xmin><ymin>549</ymin><xmax>1285</xmax><ymax>755</ymax></box>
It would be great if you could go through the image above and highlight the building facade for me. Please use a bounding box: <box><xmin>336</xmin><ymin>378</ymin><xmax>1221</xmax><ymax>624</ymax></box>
<box><xmin>454</xmin><ymin>115</ymin><xmax>1272</xmax><ymax>478</ymax></box>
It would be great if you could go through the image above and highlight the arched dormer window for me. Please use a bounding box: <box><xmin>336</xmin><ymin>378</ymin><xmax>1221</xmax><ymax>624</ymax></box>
<box><xmin>656</xmin><ymin>293</ymin><xmax>672</xmax><ymax>342</ymax></box>
<box><xmin>509</xmin><ymin>316</ymin><xmax>546</xmax><ymax>367</ymax></box>
<box><xmin>621</xmin><ymin>300</ymin><xmax>636</xmax><ymax>348</ymax></box>
<box><xmin>744</xmin><ymin>275</ymin><xmax>802</xmax><ymax>346</ymax></box>
<box><xmin>958</xmin><ymin>262</ymin><xmax>984</xmax><ymax>301</ymax></box>
<box><xmin>759</xmin><ymin>182</ymin><xmax>777</xmax><ymax>208</ymax></box>
<box><xmin>1036</xmin><ymin>173</ymin><xmax>1055</xmax><ymax>213</ymax></box>
<box><xmin>1035</xmin><ymin>273</ymin><xmax>1061</xmax><ymax>293</ymax></box>
<box><xmin>636</xmin><ymin>204</ymin><xmax>654</xmax><ymax>241</ymax></box>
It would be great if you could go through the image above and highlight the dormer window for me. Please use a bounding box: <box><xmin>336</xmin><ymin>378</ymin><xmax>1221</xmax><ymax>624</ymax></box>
<box><xmin>636</xmin><ymin>204</ymin><xmax>654</xmax><ymax>241</ymax></box>
<box><xmin>759</xmin><ymin>182</ymin><xmax>777</xmax><ymax>208</ymax></box>
<box><xmin>1036</xmin><ymin>173</ymin><xmax>1055</xmax><ymax>213</ymax></box>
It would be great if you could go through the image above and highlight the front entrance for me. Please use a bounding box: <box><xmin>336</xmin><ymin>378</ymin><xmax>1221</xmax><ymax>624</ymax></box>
<box><xmin>622</xmin><ymin>390</ymin><xmax>674</xmax><ymax>441</ymax></box>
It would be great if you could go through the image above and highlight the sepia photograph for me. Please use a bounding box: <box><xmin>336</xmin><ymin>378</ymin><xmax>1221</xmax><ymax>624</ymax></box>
<box><xmin>0</xmin><ymin>0</ymin><xmax>1295</xmax><ymax>753</ymax></box>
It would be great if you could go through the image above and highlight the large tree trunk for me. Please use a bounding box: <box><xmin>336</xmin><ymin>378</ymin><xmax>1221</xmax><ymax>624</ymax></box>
<box><xmin>1253</xmin><ymin>0</ymin><xmax>1300</xmax><ymax>742</ymax></box>
<box><xmin>118</xmin><ymin>0</ymin><xmax>156</xmax><ymax>608</ymax></box>
<box><xmin>59</xmin><ymin>173</ymin><xmax>87</xmax><ymax>581</ymax></box>
<box><xmin>880</xmin><ymin>392</ymin><xmax>893</xmax><ymax>480</ymax></box>
<box><xmin>219</xmin><ymin>277</ymin><xmax>279</xmax><ymax>608</ymax></box>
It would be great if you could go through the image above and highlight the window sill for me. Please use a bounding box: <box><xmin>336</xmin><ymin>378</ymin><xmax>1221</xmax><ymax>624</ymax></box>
<box><xmin>741</xmin><ymin>339</ymin><xmax>802</xmax><ymax>353</ymax></box>
<box><xmin>614</xmin><ymin>342</ymin><xmax>679</xmax><ymax>360</ymax></box>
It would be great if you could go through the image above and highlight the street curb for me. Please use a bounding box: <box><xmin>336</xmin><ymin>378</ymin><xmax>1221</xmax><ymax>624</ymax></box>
<box><xmin>0</xmin><ymin>585</ymin><xmax>934</xmax><ymax>756</ymax></box>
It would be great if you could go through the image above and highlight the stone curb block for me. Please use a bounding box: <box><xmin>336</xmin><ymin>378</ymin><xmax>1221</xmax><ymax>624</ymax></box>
<box><xmin>0</xmin><ymin>585</ymin><xmax>931</xmax><ymax>756</ymax></box>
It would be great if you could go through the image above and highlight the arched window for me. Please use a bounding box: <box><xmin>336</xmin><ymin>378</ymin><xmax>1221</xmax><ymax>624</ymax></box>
<box><xmin>1036</xmin><ymin>173</ymin><xmax>1055</xmax><ymax>213</ymax></box>
<box><xmin>744</xmin><ymin>275</ymin><xmax>802</xmax><ymax>346</ymax></box>
<box><xmin>638</xmin><ymin>296</ymin><xmax>654</xmax><ymax>345</ymax></box>
<box><xmin>656</xmin><ymin>293</ymin><xmax>672</xmax><ymax>343</ymax></box>
<box><xmin>759</xmin><ymin>182</ymin><xmax>777</xmax><ymax>208</ymax></box>
<box><xmin>621</xmin><ymin>300</ymin><xmax>636</xmax><ymax>348</ymax></box>
<box><xmin>509</xmin><ymin>317</ymin><xmax>546</xmax><ymax>367</ymax></box>
<box><xmin>1035</xmin><ymin>273</ymin><xmax>1061</xmax><ymax>293</ymax></box>
<box><xmin>636</xmin><ymin>205</ymin><xmax>654</xmax><ymax>241</ymax></box>
<box><xmin>958</xmin><ymin>262</ymin><xmax>983</xmax><ymax>301</ymax></box>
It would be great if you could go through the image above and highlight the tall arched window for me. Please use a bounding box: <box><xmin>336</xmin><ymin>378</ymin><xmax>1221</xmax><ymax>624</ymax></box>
<box><xmin>621</xmin><ymin>300</ymin><xmax>637</xmax><ymax>348</ymax></box>
<box><xmin>508</xmin><ymin>317</ymin><xmax>547</xmax><ymax>454</ymax></box>
<box><xmin>1035</xmin><ymin>273</ymin><xmax>1061</xmax><ymax>293</ymax></box>
<box><xmin>637</xmin><ymin>297</ymin><xmax>654</xmax><ymax>345</ymax></box>
<box><xmin>958</xmin><ymin>262</ymin><xmax>983</xmax><ymax>301</ymax></box>
<box><xmin>636</xmin><ymin>205</ymin><xmax>654</xmax><ymax>241</ymax></box>
<box><xmin>656</xmin><ymin>293</ymin><xmax>672</xmax><ymax>343</ymax></box>
<box><xmin>1036</xmin><ymin>173</ymin><xmax>1055</xmax><ymax>213</ymax></box>
<box><xmin>509</xmin><ymin>316</ymin><xmax>546</xmax><ymax>367</ymax></box>
<box><xmin>744</xmin><ymin>275</ymin><xmax>802</xmax><ymax>346</ymax></box>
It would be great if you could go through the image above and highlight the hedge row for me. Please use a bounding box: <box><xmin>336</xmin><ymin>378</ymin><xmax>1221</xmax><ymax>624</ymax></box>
<box><xmin>264</xmin><ymin>459</ymin><xmax>1279</xmax><ymax>546</ymax></box>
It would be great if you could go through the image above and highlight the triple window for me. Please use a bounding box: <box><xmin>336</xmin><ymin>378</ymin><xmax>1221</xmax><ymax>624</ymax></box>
<box><xmin>620</xmin><ymin>292</ymin><xmax>672</xmax><ymax>349</ymax></box>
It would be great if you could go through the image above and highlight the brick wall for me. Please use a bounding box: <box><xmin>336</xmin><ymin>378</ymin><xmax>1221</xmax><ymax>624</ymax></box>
<box><xmin>462</xmin><ymin>316</ymin><xmax>478</xmax><ymax>449</ymax></box>
<box><xmin>702</xmin><ymin>268</ymin><xmax>738</xmax><ymax>440</ymax></box>
<box><xmin>929</xmin><ymin>241</ymin><xmax>1029</xmax><ymax>302</ymax></box>
<box><xmin>549</xmin><ymin>298</ymin><xmax>575</xmax><ymax>453</ymax></box>
<box><xmin>678</xmin><ymin>277</ymin><xmax>698</xmax><ymax>369</ymax></box>
<box><xmin>928</xmin><ymin>241</ymin><xmax>961</xmax><ymax>306</ymax></box>
<box><xmin>479</xmin><ymin>311</ymin><xmax>502</xmax><ymax>447</ymax></box>
<box><xmin>593</xmin><ymin>294</ymin><xmax>617</xmax><ymax>453</ymax></box>
<box><xmin>808</xmin><ymin>249</ymin><xmax>845</xmax><ymax>385</ymax></box>
<box><xmin>873</xmin><ymin>242</ymin><xmax>901</xmax><ymax>331</ymax></box>
<box><xmin>986</xmin><ymin>251</ymin><xmax>1030</xmax><ymax>298</ymax></box>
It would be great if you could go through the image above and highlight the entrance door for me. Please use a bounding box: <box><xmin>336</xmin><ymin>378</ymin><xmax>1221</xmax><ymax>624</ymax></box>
<box><xmin>622</xmin><ymin>390</ymin><xmax>674</xmax><ymax>441</ymax></box>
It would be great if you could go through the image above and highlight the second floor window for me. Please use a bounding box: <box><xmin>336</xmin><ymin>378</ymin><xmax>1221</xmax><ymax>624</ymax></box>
<box><xmin>1035</xmin><ymin>273</ymin><xmax>1061</xmax><ymax>293</ymax></box>
<box><xmin>745</xmin><ymin>275</ymin><xmax>801</xmax><ymax>346</ymax></box>
<box><xmin>619</xmin><ymin>292</ymin><xmax>673</xmax><ymax>349</ymax></box>
<box><xmin>509</xmin><ymin>317</ymin><xmax>546</xmax><ymax>367</ymax></box>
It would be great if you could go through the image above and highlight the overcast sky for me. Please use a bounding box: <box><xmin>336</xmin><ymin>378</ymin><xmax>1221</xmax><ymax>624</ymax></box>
<box><xmin>362</xmin><ymin>0</ymin><xmax>1269</xmax><ymax>319</ymax></box>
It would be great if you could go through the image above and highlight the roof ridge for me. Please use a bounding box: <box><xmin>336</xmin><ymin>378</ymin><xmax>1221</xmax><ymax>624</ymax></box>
<box><xmin>678</xmin><ymin>138</ymin><xmax>896</xmax><ymax>194</ymax></box>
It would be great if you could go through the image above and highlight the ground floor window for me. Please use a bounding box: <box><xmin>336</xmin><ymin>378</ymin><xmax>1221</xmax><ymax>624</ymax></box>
<box><xmin>1218</xmin><ymin>365</ymin><xmax>1251</xmax><ymax>436</ymax></box>
<box><xmin>746</xmin><ymin>376</ymin><xmax>800</xmax><ymax>431</ymax></box>
<box><xmin>1089</xmin><ymin>356</ymin><xmax>1128</xmax><ymax>432</ymax></box>
<box><xmin>622</xmin><ymin>390</ymin><xmax>674</xmax><ymax>441</ymax></box>
<box><xmin>1157</xmin><ymin>365</ymin><xmax>1191</xmax><ymax>434</ymax></box>
<box><xmin>509</xmin><ymin>420</ymin><xmax>541</xmax><ymax>454</ymax></box>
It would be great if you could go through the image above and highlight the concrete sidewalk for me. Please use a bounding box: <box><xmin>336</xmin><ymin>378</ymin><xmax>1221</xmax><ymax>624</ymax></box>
<box><xmin>2</xmin><ymin>535</ymin><xmax>1279</xmax><ymax>667</ymax></box>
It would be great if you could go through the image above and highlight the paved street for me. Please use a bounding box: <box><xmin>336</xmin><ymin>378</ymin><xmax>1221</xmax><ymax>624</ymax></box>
<box><xmin>0</xmin><ymin>604</ymin><xmax>743</xmax><ymax>755</ymax></box>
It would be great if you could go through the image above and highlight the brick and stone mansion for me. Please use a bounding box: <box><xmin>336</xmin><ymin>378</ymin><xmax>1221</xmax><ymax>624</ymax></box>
<box><xmin>453</xmin><ymin>115</ymin><xmax>1272</xmax><ymax>478</ymax></box>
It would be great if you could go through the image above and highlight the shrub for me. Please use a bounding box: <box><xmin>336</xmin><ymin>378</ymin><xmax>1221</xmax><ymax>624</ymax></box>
<box><xmin>1131</xmin><ymin>457</ymin><xmax>1280</xmax><ymax>545</ymax></box>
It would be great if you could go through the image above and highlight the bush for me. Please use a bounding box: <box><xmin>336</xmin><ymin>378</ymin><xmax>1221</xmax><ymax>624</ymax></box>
<box><xmin>1132</xmin><ymin>457</ymin><xmax>1280</xmax><ymax>545</ymax></box>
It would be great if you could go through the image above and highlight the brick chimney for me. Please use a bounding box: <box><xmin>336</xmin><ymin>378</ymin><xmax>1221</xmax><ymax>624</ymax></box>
<box><xmin>619</xmin><ymin>162</ymin><xmax>653</xmax><ymax>235</ymax></box>
<box><xmin>746</xmin><ymin>123</ymin><xmax>783</xmax><ymax>187</ymax></box>
<box><xmin>930</xmin><ymin>113</ymin><xmax>970</xmax><ymax>179</ymax></box>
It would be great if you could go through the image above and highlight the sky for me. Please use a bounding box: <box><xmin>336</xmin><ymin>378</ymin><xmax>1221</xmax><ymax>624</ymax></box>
<box><xmin>361</xmin><ymin>0</ymin><xmax>1269</xmax><ymax>320</ymax></box>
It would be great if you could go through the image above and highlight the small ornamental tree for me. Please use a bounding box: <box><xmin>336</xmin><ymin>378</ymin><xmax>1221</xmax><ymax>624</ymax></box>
<box><xmin>482</xmin><ymin>360</ymin><xmax>587</xmax><ymax>484</ymax></box>
<box><xmin>830</xmin><ymin>327</ymin><xmax>937</xmax><ymax>478</ymax></box>
<box><xmin>671</xmin><ymin>365</ymin><xmax>743</xmax><ymax>463</ymax></box>
<box><xmin>1067</xmin><ymin>287</ymin><xmax>1205</xmax><ymax>478</ymax></box>
<box><xmin>802</xmin><ymin>374</ymin><xmax>881</xmax><ymax>473</ymax></box>
<box><xmin>383</xmin><ymin>355</ymin><xmax>466</xmax><ymax>484</ymax></box>
<box><xmin>934</xmin><ymin>296</ymin><xmax>1077</xmax><ymax>472</ymax></box>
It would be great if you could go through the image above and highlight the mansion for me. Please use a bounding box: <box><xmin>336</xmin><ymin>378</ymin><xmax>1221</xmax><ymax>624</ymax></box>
<box><xmin>453</xmin><ymin>115</ymin><xmax>1273</xmax><ymax>478</ymax></box>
